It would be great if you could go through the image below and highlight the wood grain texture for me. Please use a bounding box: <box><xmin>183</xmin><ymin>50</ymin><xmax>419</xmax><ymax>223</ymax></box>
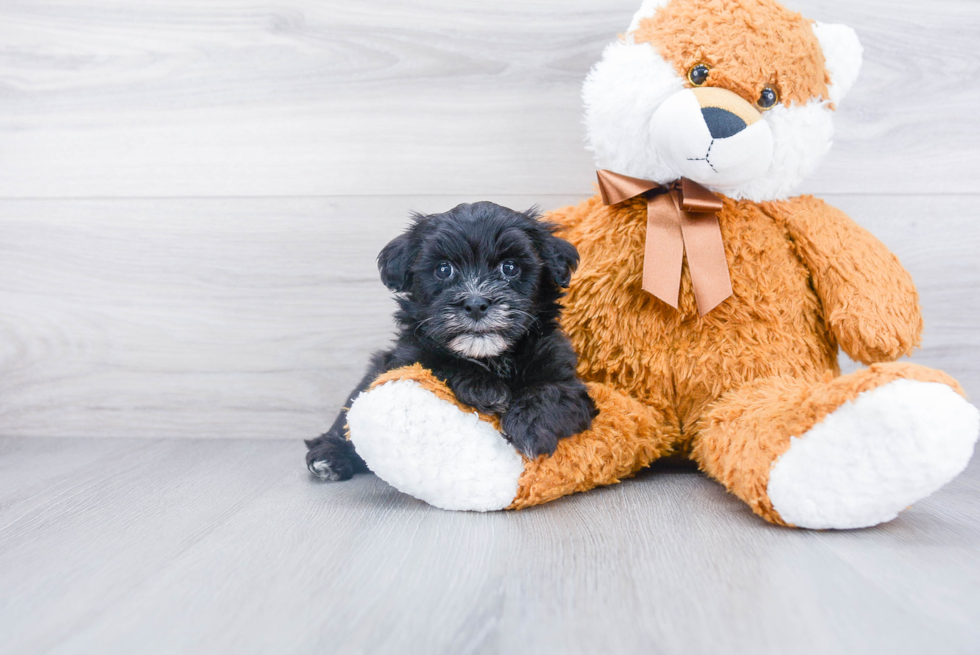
<box><xmin>0</xmin><ymin>0</ymin><xmax>978</xmax><ymax>198</ymax></box>
<box><xmin>1</xmin><ymin>2</ymin><xmax>977</xmax><ymax>651</ymax></box>
<box><xmin>0</xmin><ymin>193</ymin><xmax>977</xmax><ymax>440</ymax></box>
<box><xmin>1</xmin><ymin>437</ymin><xmax>978</xmax><ymax>655</ymax></box>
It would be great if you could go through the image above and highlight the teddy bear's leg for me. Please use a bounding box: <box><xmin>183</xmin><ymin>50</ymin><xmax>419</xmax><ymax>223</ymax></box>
<box><xmin>509</xmin><ymin>381</ymin><xmax>678</xmax><ymax>509</ymax></box>
<box><xmin>693</xmin><ymin>362</ymin><xmax>979</xmax><ymax>529</ymax></box>
<box><xmin>347</xmin><ymin>365</ymin><xmax>677</xmax><ymax>511</ymax></box>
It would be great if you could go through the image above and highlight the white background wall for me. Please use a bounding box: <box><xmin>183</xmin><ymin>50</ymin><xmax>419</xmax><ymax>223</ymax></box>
<box><xmin>1</xmin><ymin>0</ymin><xmax>977</xmax><ymax>439</ymax></box>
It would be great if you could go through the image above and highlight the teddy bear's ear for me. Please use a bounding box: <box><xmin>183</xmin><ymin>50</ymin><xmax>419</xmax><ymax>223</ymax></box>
<box><xmin>812</xmin><ymin>22</ymin><xmax>863</xmax><ymax>107</ymax></box>
<box><xmin>626</xmin><ymin>0</ymin><xmax>671</xmax><ymax>33</ymax></box>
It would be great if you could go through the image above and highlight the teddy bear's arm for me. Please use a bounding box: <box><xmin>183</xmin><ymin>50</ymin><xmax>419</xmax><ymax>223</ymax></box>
<box><xmin>767</xmin><ymin>196</ymin><xmax>923</xmax><ymax>365</ymax></box>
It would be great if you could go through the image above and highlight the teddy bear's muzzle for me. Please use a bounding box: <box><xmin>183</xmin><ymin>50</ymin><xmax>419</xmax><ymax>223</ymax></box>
<box><xmin>650</xmin><ymin>87</ymin><xmax>774</xmax><ymax>191</ymax></box>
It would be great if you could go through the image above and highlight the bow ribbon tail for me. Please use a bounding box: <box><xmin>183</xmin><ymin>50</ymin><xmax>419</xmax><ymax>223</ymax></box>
<box><xmin>642</xmin><ymin>192</ymin><xmax>685</xmax><ymax>309</ymax></box>
<box><xmin>678</xmin><ymin>178</ymin><xmax>732</xmax><ymax>316</ymax></box>
<box><xmin>680</xmin><ymin>210</ymin><xmax>733</xmax><ymax>316</ymax></box>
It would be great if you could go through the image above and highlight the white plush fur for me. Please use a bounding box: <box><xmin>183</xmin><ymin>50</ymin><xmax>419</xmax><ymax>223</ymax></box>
<box><xmin>812</xmin><ymin>22</ymin><xmax>863</xmax><ymax>107</ymax></box>
<box><xmin>583</xmin><ymin>7</ymin><xmax>863</xmax><ymax>202</ymax></box>
<box><xmin>734</xmin><ymin>98</ymin><xmax>835</xmax><ymax>201</ymax></box>
<box><xmin>583</xmin><ymin>39</ymin><xmax>687</xmax><ymax>187</ymax></box>
<box><xmin>767</xmin><ymin>380</ymin><xmax>980</xmax><ymax>530</ymax></box>
<box><xmin>347</xmin><ymin>380</ymin><xmax>524</xmax><ymax>511</ymax></box>
<box><xmin>650</xmin><ymin>88</ymin><xmax>774</xmax><ymax>188</ymax></box>
<box><xmin>626</xmin><ymin>0</ymin><xmax>672</xmax><ymax>33</ymax></box>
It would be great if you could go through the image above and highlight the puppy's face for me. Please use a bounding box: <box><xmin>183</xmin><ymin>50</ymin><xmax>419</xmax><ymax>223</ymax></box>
<box><xmin>378</xmin><ymin>202</ymin><xmax>578</xmax><ymax>359</ymax></box>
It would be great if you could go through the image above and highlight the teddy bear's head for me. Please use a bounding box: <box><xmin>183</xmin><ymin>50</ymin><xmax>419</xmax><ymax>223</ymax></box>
<box><xmin>583</xmin><ymin>0</ymin><xmax>862</xmax><ymax>201</ymax></box>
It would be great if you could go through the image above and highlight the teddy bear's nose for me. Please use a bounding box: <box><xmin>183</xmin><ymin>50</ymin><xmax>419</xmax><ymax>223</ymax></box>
<box><xmin>701</xmin><ymin>107</ymin><xmax>748</xmax><ymax>139</ymax></box>
<box><xmin>691</xmin><ymin>86</ymin><xmax>761</xmax><ymax>140</ymax></box>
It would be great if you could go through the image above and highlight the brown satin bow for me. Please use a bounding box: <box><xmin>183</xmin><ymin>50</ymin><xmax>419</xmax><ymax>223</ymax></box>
<box><xmin>596</xmin><ymin>169</ymin><xmax>733</xmax><ymax>316</ymax></box>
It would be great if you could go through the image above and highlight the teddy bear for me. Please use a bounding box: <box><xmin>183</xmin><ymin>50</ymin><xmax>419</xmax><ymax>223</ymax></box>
<box><xmin>344</xmin><ymin>0</ymin><xmax>980</xmax><ymax>529</ymax></box>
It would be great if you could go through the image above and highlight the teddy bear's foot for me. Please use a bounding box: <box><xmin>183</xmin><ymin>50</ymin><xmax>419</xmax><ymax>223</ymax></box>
<box><xmin>696</xmin><ymin>363</ymin><xmax>979</xmax><ymax>529</ymax></box>
<box><xmin>347</xmin><ymin>367</ymin><xmax>525</xmax><ymax>511</ymax></box>
<box><xmin>767</xmin><ymin>379</ymin><xmax>978</xmax><ymax>529</ymax></box>
<box><xmin>347</xmin><ymin>364</ymin><xmax>677</xmax><ymax>511</ymax></box>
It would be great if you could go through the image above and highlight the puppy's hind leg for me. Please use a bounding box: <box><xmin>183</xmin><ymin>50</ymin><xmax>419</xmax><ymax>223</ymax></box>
<box><xmin>306</xmin><ymin>431</ymin><xmax>367</xmax><ymax>481</ymax></box>
<box><xmin>306</xmin><ymin>351</ymin><xmax>391</xmax><ymax>481</ymax></box>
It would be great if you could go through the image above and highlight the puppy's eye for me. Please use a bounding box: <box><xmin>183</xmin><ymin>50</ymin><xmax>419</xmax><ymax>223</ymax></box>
<box><xmin>757</xmin><ymin>86</ymin><xmax>779</xmax><ymax>110</ymax></box>
<box><xmin>499</xmin><ymin>260</ymin><xmax>520</xmax><ymax>279</ymax></box>
<box><xmin>688</xmin><ymin>63</ymin><xmax>710</xmax><ymax>87</ymax></box>
<box><xmin>434</xmin><ymin>261</ymin><xmax>454</xmax><ymax>280</ymax></box>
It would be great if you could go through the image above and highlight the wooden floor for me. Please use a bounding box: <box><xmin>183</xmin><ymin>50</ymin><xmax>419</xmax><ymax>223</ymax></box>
<box><xmin>0</xmin><ymin>437</ymin><xmax>977</xmax><ymax>655</ymax></box>
<box><xmin>2</xmin><ymin>0</ymin><xmax>980</xmax><ymax>652</ymax></box>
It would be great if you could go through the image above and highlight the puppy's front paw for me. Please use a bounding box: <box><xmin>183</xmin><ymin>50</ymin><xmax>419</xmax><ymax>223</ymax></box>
<box><xmin>501</xmin><ymin>385</ymin><xmax>597</xmax><ymax>459</ymax></box>
<box><xmin>306</xmin><ymin>437</ymin><xmax>359</xmax><ymax>481</ymax></box>
<box><xmin>501</xmin><ymin>401</ymin><xmax>560</xmax><ymax>459</ymax></box>
<box><xmin>453</xmin><ymin>378</ymin><xmax>512</xmax><ymax>416</ymax></box>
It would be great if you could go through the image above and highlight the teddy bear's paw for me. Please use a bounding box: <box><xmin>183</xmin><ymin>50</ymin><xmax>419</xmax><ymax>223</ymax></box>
<box><xmin>346</xmin><ymin>379</ymin><xmax>525</xmax><ymax>511</ymax></box>
<box><xmin>767</xmin><ymin>380</ymin><xmax>979</xmax><ymax>529</ymax></box>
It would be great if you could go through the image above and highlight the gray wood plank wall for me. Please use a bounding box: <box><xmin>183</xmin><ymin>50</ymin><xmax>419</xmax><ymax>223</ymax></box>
<box><xmin>1</xmin><ymin>0</ymin><xmax>978</xmax><ymax>439</ymax></box>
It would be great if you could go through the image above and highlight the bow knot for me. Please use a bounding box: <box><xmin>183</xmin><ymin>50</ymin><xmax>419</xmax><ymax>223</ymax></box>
<box><xmin>596</xmin><ymin>169</ymin><xmax>733</xmax><ymax>316</ymax></box>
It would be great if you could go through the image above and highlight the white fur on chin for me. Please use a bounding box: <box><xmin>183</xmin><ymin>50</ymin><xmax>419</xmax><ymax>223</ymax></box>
<box><xmin>449</xmin><ymin>333</ymin><xmax>508</xmax><ymax>359</ymax></box>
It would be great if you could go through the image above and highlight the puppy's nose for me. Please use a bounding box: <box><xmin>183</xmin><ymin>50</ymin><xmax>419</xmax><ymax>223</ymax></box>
<box><xmin>462</xmin><ymin>295</ymin><xmax>491</xmax><ymax>321</ymax></box>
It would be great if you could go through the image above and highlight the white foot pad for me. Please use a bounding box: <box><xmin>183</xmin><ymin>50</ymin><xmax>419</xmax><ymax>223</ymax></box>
<box><xmin>768</xmin><ymin>380</ymin><xmax>979</xmax><ymax>529</ymax></box>
<box><xmin>347</xmin><ymin>380</ymin><xmax>524</xmax><ymax>511</ymax></box>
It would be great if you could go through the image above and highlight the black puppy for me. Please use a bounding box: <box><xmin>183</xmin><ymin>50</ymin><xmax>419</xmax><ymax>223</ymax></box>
<box><xmin>306</xmin><ymin>201</ymin><xmax>597</xmax><ymax>481</ymax></box>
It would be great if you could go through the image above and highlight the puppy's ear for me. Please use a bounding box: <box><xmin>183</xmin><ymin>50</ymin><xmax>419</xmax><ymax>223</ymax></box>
<box><xmin>525</xmin><ymin>208</ymin><xmax>579</xmax><ymax>288</ymax></box>
<box><xmin>540</xmin><ymin>234</ymin><xmax>580</xmax><ymax>288</ymax></box>
<box><xmin>377</xmin><ymin>217</ymin><xmax>423</xmax><ymax>292</ymax></box>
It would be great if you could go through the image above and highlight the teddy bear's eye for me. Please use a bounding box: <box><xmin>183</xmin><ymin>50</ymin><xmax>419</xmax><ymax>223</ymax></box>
<box><xmin>757</xmin><ymin>87</ymin><xmax>779</xmax><ymax>110</ymax></box>
<box><xmin>688</xmin><ymin>63</ymin><xmax>710</xmax><ymax>87</ymax></box>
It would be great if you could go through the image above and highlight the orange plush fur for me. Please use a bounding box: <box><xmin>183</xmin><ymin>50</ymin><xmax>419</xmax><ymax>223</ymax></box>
<box><xmin>633</xmin><ymin>0</ymin><xmax>830</xmax><ymax>107</ymax></box>
<box><xmin>695</xmin><ymin>363</ymin><xmax>964</xmax><ymax>524</ymax></box>
<box><xmin>531</xmin><ymin>192</ymin><xmax>936</xmax><ymax>523</ymax></box>
<box><xmin>361</xmin><ymin>0</ymin><xmax>968</xmax><ymax>524</ymax></box>
<box><xmin>372</xmin><ymin>191</ymin><xmax>947</xmax><ymax>523</ymax></box>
